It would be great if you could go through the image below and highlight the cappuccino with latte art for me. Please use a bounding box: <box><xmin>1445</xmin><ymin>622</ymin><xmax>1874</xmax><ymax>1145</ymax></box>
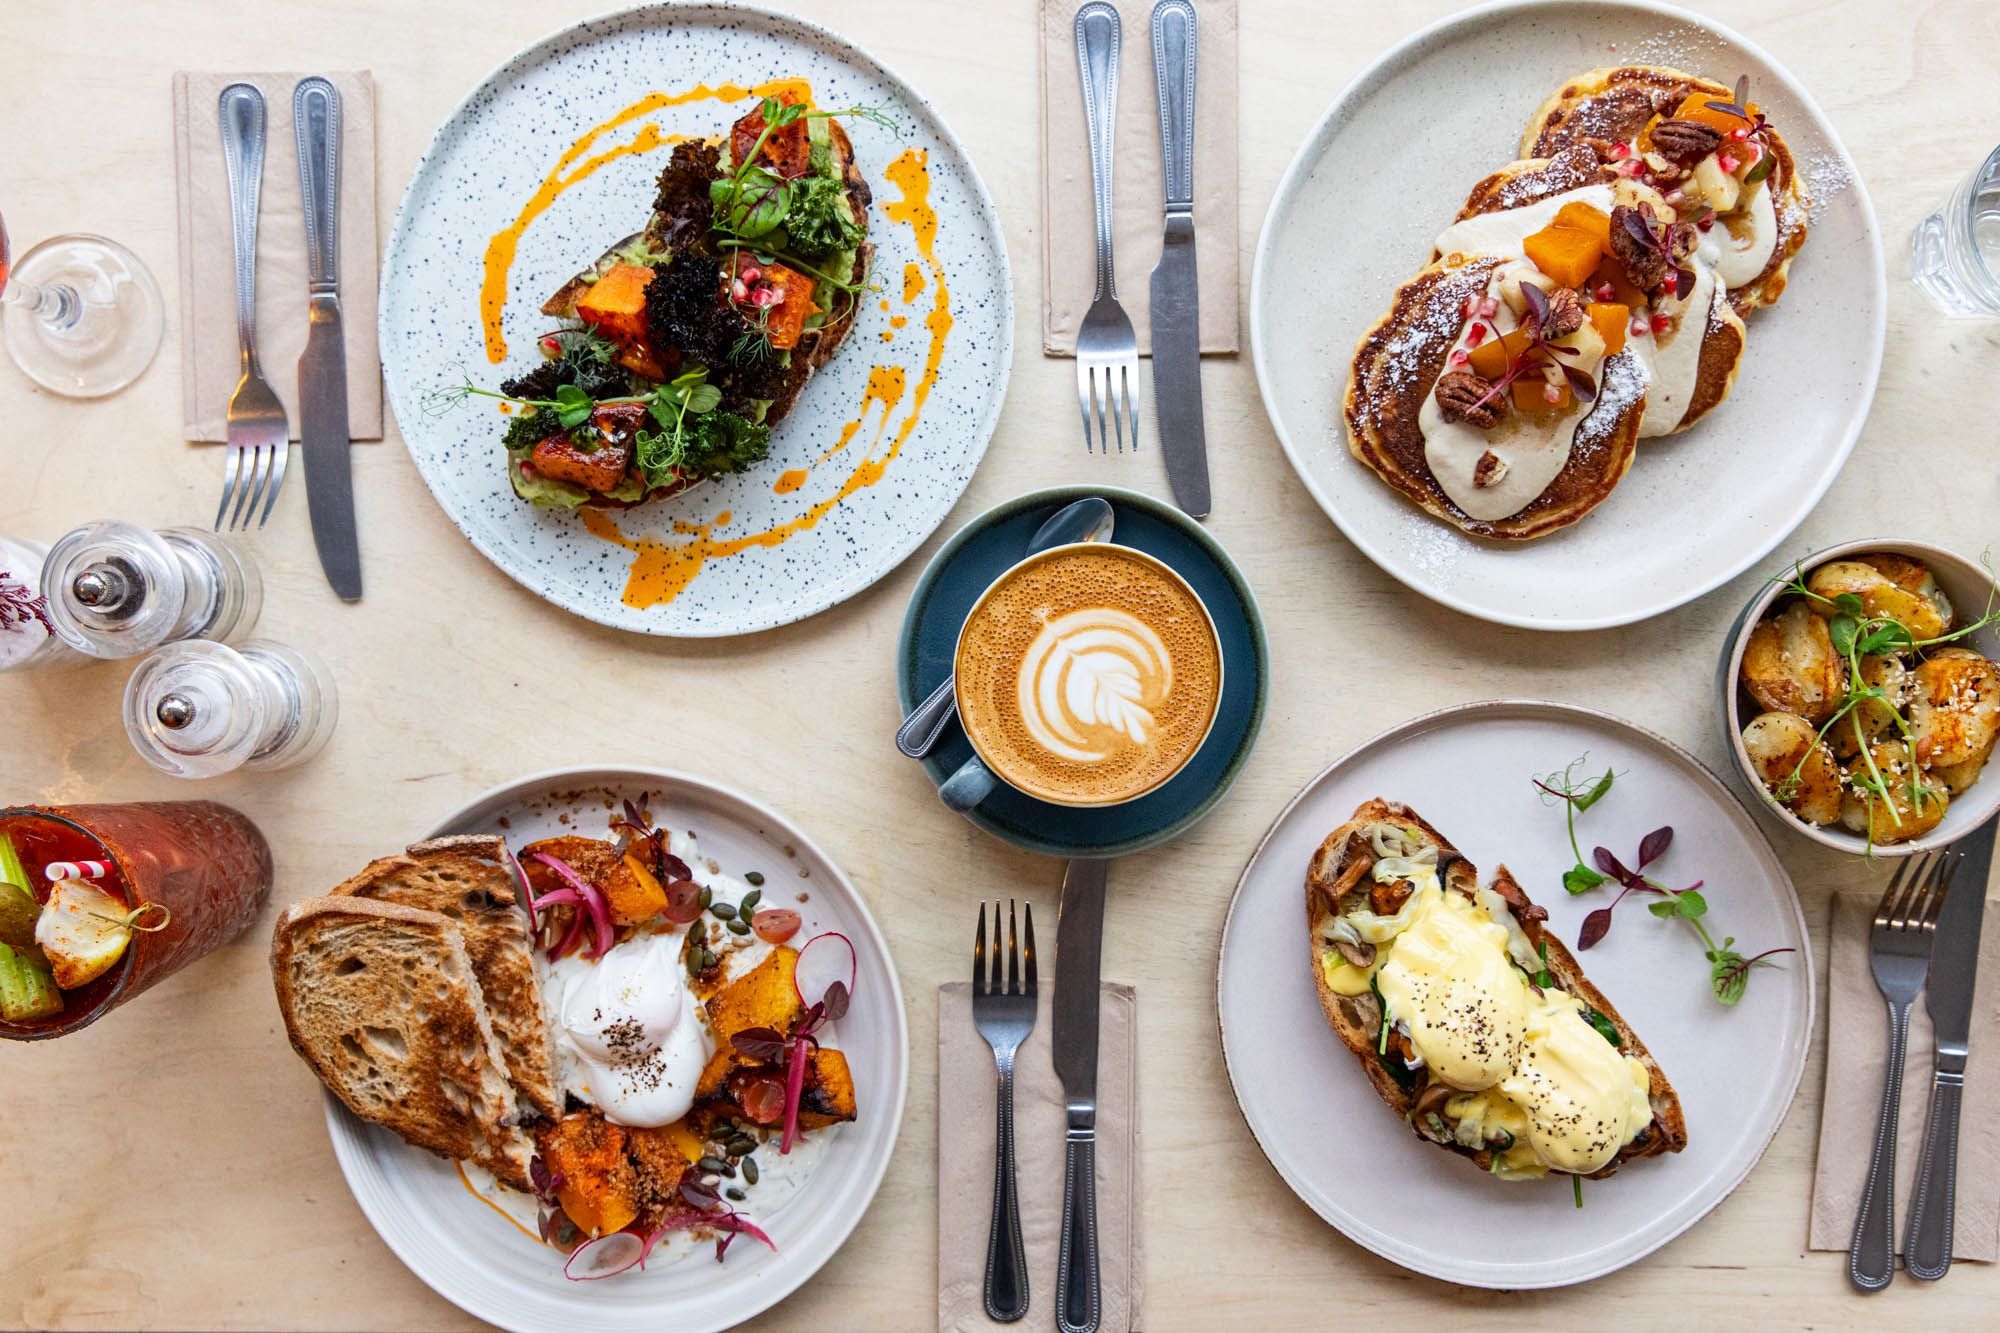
<box><xmin>954</xmin><ymin>544</ymin><xmax>1222</xmax><ymax>806</ymax></box>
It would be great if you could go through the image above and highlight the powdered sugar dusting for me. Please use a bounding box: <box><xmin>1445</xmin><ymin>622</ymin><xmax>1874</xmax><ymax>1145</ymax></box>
<box><xmin>1617</xmin><ymin>26</ymin><xmax>1728</xmax><ymax>68</ymax></box>
<box><xmin>1797</xmin><ymin>151</ymin><xmax>1852</xmax><ymax>223</ymax></box>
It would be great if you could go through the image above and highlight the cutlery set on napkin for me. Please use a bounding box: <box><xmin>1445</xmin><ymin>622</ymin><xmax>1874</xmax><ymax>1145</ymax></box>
<box><xmin>1812</xmin><ymin>821</ymin><xmax>1998</xmax><ymax>1288</ymax></box>
<box><xmin>1041</xmin><ymin>0</ymin><xmax>1236</xmax><ymax>519</ymax></box>
<box><xmin>171</xmin><ymin>70</ymin><xmax>379</xmax><ymax>599</ymax></box>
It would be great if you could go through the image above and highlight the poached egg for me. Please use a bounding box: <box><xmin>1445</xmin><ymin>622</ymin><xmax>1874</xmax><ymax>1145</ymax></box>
<box><xmin>544</xmin><ymin>929</ymin><xmax>712</xmax><ymax>1127</ymax></box>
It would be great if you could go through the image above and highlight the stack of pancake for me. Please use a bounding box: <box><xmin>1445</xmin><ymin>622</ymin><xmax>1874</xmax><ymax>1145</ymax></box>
<box><xmin>1345</xmin><ymin>66</ymin><xmax>1810</xmax><ymax>541</ymax></box>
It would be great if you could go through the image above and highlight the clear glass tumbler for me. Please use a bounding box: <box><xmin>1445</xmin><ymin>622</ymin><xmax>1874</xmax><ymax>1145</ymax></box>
<box><xmin>0</xmin><ymin>211</ymin><xmax>166</xmax><ymax>397</ymax></box>
<box><xmin>1912</xmin><ymin>143</ymin><xmax>2000</xmax><ymax>316</ymax></box>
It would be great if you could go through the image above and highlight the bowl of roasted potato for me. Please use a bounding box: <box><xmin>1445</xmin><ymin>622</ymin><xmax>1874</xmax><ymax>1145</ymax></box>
<box><xmin>1723</xmin><ymin>539</ymin><xmax>2000</xmax><ymax>855</ymax></box>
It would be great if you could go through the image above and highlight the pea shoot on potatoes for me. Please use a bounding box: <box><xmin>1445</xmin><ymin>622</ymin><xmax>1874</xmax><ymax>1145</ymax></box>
<box><xmin>1738</xmin><ymin>552</ymin><xmax>2000</xmax><ymax>849</ymax></box>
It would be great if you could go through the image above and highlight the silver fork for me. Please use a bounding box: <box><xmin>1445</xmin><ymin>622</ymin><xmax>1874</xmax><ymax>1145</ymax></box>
<box><xmin>1074</xmin><ymin>1</ymin><xmax>1140</xmax><ymax>454</ymax></box>
<box><xmin>215</xmin><ymin>83</ymin><xmax>289</xmax><ymax>530</ymax></box>
<box><xmin>1850</xmin><ymin>852</ymin><xmax>1956</xmax><ymax>1292</ymax></box>
<box><xmin>972</xmin><ymin>899</ymin><xmax>1037</xmax><ymax>1322</ymax></box>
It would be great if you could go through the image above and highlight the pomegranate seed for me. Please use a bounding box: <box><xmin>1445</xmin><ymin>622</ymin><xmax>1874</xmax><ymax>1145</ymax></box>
<box><xmin>1609</xmin><ymin>141</ymin><xmax>1631</xmax><ymax>160</ymax></box>
<box><xmin>1594</xmin><ymin>282</ymin><xmax>1615</xmax><ymax>301</ymax></box>
<box><xmin>731</xmin><ymin>279</ymin><xmax>749</xmax><ymax>301</ymax></box>
<box><xmin>1650</xmin><ymin>313</ymin><xmax>1672</xmax><ymax>333</ymax></box>
<box><xmin>1542</xmin><ymin>382</ymin><xmax>1563</xmax><ymax>405</ymax></box>
<box><xmin>1449</xmin><ymin>349</ymin><xmax>1470</xmax><ymax>366</ymax></box>
<box><xmin>1466</xmin><ymin>323</ymin><xmax>1488</xmax><ymax>347</ymax></box>
<box><xmin>753</xmin><ymin>287</ymin><xmax>781</xmax><ymax>309</ymax></box>
<box><xmin>538</xmin><ymin>335</ymin><xmax>562</xmax><ymax>358</ymax></box>
<box><xmin>1730</xmin><ymin>126</ymin><xmax>1750</xmax><ymax>140</ymax></box>
<box><xmin>1697</xmin><ymin>215</ymin><xmax>1715</xmax><ymax>232</ymax></box>
<box><xmin>1462</xmin><ymin>295</ymin><xmax>1481</xmax><ymax>319</ymax></box>
<box><xmin>1478</xmin><ymin>296</ymin><xmax>1499</xmax><ymax>318</ymax></box>
<box><xmin>1629</xmin><ymin>317</ymin><xmax>1649</xmax><ymax>336</ymax></box>
<box><xmin>1616</xmin><ymin>159</ymin><xmax>1644</xmax><ymax>177</ymax></box>
<box><xmin>740</xmin><ymin>264</ymin><xmax>762</xmax><ymax>283</ymax></box>
<box><xmin>1718</xmin><ymin>154</ymin><xmax>1740</xmax><ymax>174</ymax></box>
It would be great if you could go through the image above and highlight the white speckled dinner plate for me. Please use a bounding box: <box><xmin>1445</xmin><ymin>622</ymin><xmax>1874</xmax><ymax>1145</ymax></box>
<box><xmin>325</xmin><ymin>766</ymin><xmax>908</xmax><ymax>1333</ymax></box>
<box><xmin>1251</xmin><ymin>0</ymin><xmax>1883</xmax><ymax>630</ymax></box>
<box><xmin>381</xmin><ymin>3</ymin><xmax>1011</xmax><ymax>636</ymax></box>
<box><xmin>1218</xmin><ymin>701</ymin><xmax>1812</xmax><ymax>1288</ymax></box>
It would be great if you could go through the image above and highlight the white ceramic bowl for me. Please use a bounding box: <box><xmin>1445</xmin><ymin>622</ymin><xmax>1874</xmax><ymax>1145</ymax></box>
<box><xmin>1721</xmin><ymin>539</ymin><xmax>2000</xmax><ymax>856</ymax></box>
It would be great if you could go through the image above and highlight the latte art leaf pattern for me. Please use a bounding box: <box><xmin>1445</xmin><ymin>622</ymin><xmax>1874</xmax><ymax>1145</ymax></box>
<box><xmin>1018</xmin><ymin>610</ymin><xmax>1173</xmax><ymax>763</ymax></box>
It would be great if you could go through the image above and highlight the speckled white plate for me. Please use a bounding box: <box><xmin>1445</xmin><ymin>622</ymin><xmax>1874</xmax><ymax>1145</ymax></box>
<box><xmin>1218</xmin><ymin>701</ymin><xmax>1812</xmax><ymax>1287</ymax></box>
<box><xmin>1251</xmin><ymin>0</ymin><xmax>1883</xmax><ymax>630</ymax></box>
<box><xmin>324</xmin><ymin>766</ymin><xmax>909</xmax><ymax>1333</ymax></box>
<box><xmin>381</xmin><ymin>3</ymin><xmax>1011</xmax><ymax>636</ymax></box>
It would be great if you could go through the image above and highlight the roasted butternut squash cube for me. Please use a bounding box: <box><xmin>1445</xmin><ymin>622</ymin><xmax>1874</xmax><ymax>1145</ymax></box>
<box><xmin>1672</xmin><ymin>91</ymin><xmax>1758</xmax><ymax>138</ymax></box>
<box><xmin>611</xmin><ymin>854</ymin><xmax>671</xmax><ymax>926</ymax></box>
<box><xmin>1523</xmin><ymin>218</ymin><xmax>1603</xmax><ymax>289</ymax></box>
<box><xmin>538</xmin><ymin>1112</ymin><xmax>638</xmax><ymax>1238</ymax></box>
<box><xmin>1586</xmin><ymin>257</ymin><xmax>1649</xmax><ymax>309</ymax></box>
<box><xmin>758</xmin><ymin>262</ymin><xmax>819</xmax><ymax>351</ymax></box>
<box><xmin>797</xmin><ymin>1045</ymin><xmax>858</xmax><ymax>1129</ymax></box>
<box><xmin>1587</xmin><ymin>302</ymin><xmax>1630</xmax><ymax>357</ymax></box>
<box><xmin>1465</xmin><ymin>325</ymin><xmax>1531</xmax><ymax>380</ymax></box>
<box><xmin>1512</xmin><ymin>375</ymin><xmax>1572</xmax><ymax>415</ymax></box>
<box><xmin>575</xmin><ymin>264</ymin><xmax>656</xmax><ymax>345</ymax></box>
<box><xmin>530</xmin><ymin>429</ymin><xmax>632</xmax><ymax>494</ymax></box>
<box><xmin>1552</xmin><ymin>201</ymin><xmax>1612</xmax><ymax>253</ymax></box>
<box><xmin>730</xmin><ymin>88</ymin><xmax>812</xmax><ymax>179</ymax></box>
<box><xmin>705</xmin><ymin>946</ymin><xmax>804</xmax><ymax>1041</ymax></box>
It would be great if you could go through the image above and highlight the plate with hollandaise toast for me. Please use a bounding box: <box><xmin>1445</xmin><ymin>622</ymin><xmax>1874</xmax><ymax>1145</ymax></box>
<box><xmin>1253</xmin><ymin>0</ymin><xmax>1881</xmax><ymax>629</ymax></box>
<box><xmin>1218</xmin><ymin>700</ymin><xmax>1811</xmax><ymax>1288</ymax></box>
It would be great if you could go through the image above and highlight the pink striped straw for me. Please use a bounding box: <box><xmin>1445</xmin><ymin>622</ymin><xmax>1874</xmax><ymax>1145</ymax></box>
<box><xmin>45</xmin><ymin>860</ymin><xmax>109</xmax><ymax>882</ymax></box>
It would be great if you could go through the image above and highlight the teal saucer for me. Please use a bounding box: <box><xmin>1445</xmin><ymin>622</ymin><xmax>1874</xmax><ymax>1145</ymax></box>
<box><xmin>896</xmin><ymin>486</ymin><xmax>1268</xmax><ymax>858</ymax></box>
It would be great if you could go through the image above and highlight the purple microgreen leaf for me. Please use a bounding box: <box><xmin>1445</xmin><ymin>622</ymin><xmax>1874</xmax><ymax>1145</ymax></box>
<box><xmin>1620</xmin><ymin>208</ymin><xmax>1662</xmax><ymax>254</ymax></box>
<box><xmin>820</xmin><ymin>979</ymin><xmax>850</xmax><ymax>1022</ymax></box>
<box><xmin>1637</xmin><ymin>826</ymin><xmax>1674</xmax><ymax>869</ymax></box>
<box><xmin>1521</xmin><ymin>282</ymin><xmax>1551</xmax><ymax>326</ymax></box>
<box><xmin>1578</xmin><ymin>907</ymin><xmax>1615</xmax><ymax>950</ymax></box>
<box><xmin>1672</xmin><ymin>266</ymin><xmax>1696</xmax><ymax>300</ymax></box>
<box><xmin>1593</xmin><ymin>846</ymin><xmax>1631</xmax><ymax>881</ymax></box>
<box><xmin>1561</xmin><ymin>366</ymin><xmax>1597</xmax><ymax>402</ymax></box>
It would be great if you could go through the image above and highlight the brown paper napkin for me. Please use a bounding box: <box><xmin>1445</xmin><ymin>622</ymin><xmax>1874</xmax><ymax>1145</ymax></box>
<box><xmin>1040</xmin><ymin>0</ymin><xmax>1238</xmax><ymax>356</ymax></box>
<box><xmin>938</xmin><ymin>982</ymin><xmax>1142</xmax><ymax>1331</ymax></box>
<box><xmin>1808</xmin><ymin>891</ymin><xmax>2000</xmax><ymax>1260</ymax></box>
<box><xmin>172</xmin><ymin>71</ymin><xmax>383</xmax><ymax>442</ymax></box>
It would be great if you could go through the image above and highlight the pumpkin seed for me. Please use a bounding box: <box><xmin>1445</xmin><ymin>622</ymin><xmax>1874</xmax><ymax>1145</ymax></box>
<box><xmin>740</xmin><ymin>888</ymin><xmax>762</xmax><ymax>913</ymax></box>
<box><xmin>745</xmin><ymin>872</ymin><xmax>765</xmax><ymax>886</ymax></box>
<box><xmin>697</xmin><ymin>1156</ymin><xmax>727</xmax><ymax>1174</ymax></box>
<box><xmin>728</xmin><ymin>917</ymin><xmax>751</xmax><ymax>935</ymax></box>
<box><xmin>711</xmin><ymin>901</ymin><xmax>737</xmax><ymax>920</ymax></box>
<box><xmin>726</xmin><ymin>1187</ymin><xmax>747</xmax><ymax>1201</ymax></box>
<box><xmin>698</xmin><ymin>886</ymin><xmax>713</xmax><ymax>908</ymax></box>
<box><xmin>741</xmin><ymin>1157</ymin><xmax>759</xmax><ymax>1184</ymax></box>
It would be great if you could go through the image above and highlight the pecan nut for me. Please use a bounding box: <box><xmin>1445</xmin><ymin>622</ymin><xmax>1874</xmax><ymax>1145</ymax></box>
<box><xmin>1473</xmin><ymin>450</ymin><xmax>1509</xmax><ymax>489</ymax></box>
<box><xmin>1650</xmin><ymin>117</ymin><xmax>1723</xmax><ymax>165</ymax></box>
<box><xmin>1607</xmin><ymin>204</ymin><xmax>1670</xmax><ymax>293</ymax></box>
<box><xmin>1543</xmin><ymin>287</ymin><xmax>1586</xmax><ymax>338</ymax></box>
<box><xmin>1434</xmin><ymin>371</ymin><xmax>1505</xmax><ymax>428</ymax></box>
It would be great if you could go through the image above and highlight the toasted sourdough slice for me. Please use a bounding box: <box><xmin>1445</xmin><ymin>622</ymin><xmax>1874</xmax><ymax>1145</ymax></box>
<box><xmin>329</xmin><ymin>835</ymin><xmax>558</xmax><ymax>1124</ymax></box>
<box><xmin>1304</xmin><ymin>799</ymin><xmax>1687</xmax><ymax>1178</ymax></box>
<box><xmin>1519</xmin><ymin>66</ymin><xmax>1808</xmax><ymax>312</ymax></box>
<box><xmin>1445</xmin><ymin>150</ymin><xmax>1748</xmax><ymax>438</ymax></box>
<box><xmin>1344</xmin><ymin>254</ymin><xmax>1645</xmax><ymax>541</ymax></box>
<box><xmin>272</xmin><ymin>896</ymin><xmax>535</xmax><ymax>1189</ymax></box>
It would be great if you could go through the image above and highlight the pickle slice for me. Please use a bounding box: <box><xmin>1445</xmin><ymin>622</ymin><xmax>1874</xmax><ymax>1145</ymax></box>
<box><xmin>0</xmin><ymin>881</ymin><xmax>38</xmax><ymax>951</ymax></box>
<box><xmin>0</xmin><ymin>941</ymin><xmax>62</xmax><ymax>1022</ymax></box>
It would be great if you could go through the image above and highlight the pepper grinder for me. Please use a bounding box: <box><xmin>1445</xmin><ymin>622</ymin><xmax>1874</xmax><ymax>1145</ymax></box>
<box><xmin>123</xmin><ymin>639</ymin><xmax>336</xmax><ymax>778</ymax></box>
<box><xmin>40</xmin><ymin>521</ymin><xmax>263</xmax><ymax>659</ymax></box>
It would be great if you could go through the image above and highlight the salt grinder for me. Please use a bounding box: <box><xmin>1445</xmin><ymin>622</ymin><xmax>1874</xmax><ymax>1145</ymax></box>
<box><xmin>123</xmin><ymin>639</ymin><xmax>336</xmax><ymax>778</ymax></box>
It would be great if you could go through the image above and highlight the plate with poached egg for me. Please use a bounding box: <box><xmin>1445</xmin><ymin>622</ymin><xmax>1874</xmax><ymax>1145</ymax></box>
<box><xmin>1217</xmin><ymin>700</ymin><xmax>1811</xmax><ymax>1287</ymax></box>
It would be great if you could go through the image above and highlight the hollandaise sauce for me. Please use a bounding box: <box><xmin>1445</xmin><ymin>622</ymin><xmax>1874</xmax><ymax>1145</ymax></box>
<box><xmin>1319</xmin><ymin>844</ymin><xmax>1652</xmax><ymax>1178</ymax></box>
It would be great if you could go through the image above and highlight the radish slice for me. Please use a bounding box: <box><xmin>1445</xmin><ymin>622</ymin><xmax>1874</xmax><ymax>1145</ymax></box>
<box><xmin>792</xmin><ymin>931</ymin><xmax>856</xmax><ymax>1010</ymax></box>
<box><xmin>564</xmin><ymin>1231</ymin><xmax>645</xmax><ymax>1281</ymax></box>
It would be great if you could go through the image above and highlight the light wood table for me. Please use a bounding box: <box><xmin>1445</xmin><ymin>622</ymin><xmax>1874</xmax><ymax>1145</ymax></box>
<box><xmin>4</xmin><ymin>0</ymin><xmax>1997</xmax><ymax>1326</ymax></box>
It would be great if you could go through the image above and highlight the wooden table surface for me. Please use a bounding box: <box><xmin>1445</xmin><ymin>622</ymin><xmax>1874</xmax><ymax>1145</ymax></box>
<box><xmin>4</xmin><ymin>0</ymin><xmax>1998</xmax><ymax>1327</ymax></box>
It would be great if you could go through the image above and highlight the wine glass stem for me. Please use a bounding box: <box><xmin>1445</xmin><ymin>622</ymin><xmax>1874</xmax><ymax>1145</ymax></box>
<box><xmin>1</xmin><ymin>278</ymin><xmax>82</xmax><ymax>331</ymax></box>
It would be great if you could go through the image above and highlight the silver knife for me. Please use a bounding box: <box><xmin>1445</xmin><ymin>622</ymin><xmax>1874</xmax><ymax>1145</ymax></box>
<box><xmin>1904</xmin><ymin>816</ymin><xmax>1993</xmax><ymax>1280</ymax></box>
<box><xmin>1147</xmin><ymin>0</ymin><xmax>1210</xmax><ymax>519</ymax></box>
<box><xmin>294</xmin><ymin>77</ymin><xmax>362</xmax><ymax>602</ymax></box>
<box><xmin>1053</xmin><ymin>857</ymin><xmax>1108</xmax><ymax>1333</ymax></box>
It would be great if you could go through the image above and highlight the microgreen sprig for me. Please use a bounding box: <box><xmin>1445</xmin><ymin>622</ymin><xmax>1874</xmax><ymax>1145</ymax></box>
<box><xmin>1533</xmin><ymin>755</ymin><xmax>1616</xmax><ymax>894</ymax></box>
<box><xmin>1469</xmin><ymin>282</ymin><xmax>1600</xmax><ymax>413</ymax></box>
<box><xmin>0</xmin><ymin>571</ymin><xmax>53</xmax><ymax>637</ymax></box>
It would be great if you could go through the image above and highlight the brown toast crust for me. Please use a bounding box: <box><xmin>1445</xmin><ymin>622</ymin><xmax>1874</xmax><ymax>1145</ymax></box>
<box><xmin>329</xmin><ymin>835</ymin><xmax>558</xmax><ymax>1124</ymax></box>
<box><xmin>1304</xmin><ymin>799</ymin><xmax>1687</xmax><ymax>1178</ymax></box>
